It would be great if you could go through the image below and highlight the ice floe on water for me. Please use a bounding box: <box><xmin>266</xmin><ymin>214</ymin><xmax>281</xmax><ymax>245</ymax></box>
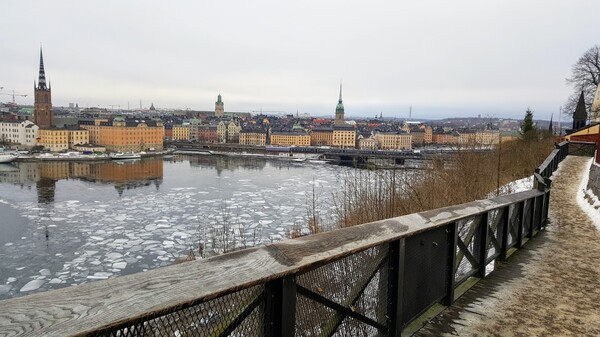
<box><xmin>0</xmin><ymin>158</ymin><xmax>351</xmax><ymax>299</ymax></box>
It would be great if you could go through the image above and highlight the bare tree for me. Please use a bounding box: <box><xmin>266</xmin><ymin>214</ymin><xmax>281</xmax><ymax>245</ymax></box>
<box><xmin>565</xmin><ymin>45</ymin><xmax>600</xmax><ymax>117</ymax></box>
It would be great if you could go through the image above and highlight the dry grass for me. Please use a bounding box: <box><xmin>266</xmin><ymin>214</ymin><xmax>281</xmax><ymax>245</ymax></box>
<box><xmin>332</xmin><ymin>136</ymin><xmax>557</xmax><ymax>228</ymax></box>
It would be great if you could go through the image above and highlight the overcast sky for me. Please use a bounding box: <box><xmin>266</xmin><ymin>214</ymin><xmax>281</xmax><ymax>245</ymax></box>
<box><xmin>1</xmin><ymin>1</ymin><xmax>598</xmax><ymax>120</ymax></box>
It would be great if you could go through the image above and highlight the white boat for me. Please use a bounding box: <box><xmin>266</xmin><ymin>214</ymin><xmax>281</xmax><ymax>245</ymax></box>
<box><xmin>0</xmin><ymin>149</ymin><xmax>18</xmax><ymax>163</ymax></box>
<box><xmin>110</xmin><ymin>152</ymin><xmax>141</xmax><ymax>160</ymax></box>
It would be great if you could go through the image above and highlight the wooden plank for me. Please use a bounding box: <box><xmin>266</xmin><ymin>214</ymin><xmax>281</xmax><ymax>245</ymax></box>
<box><xmin>0</xmin><ymin>189</ymin><xmax>544</xmax><ymax>337</ymax></box>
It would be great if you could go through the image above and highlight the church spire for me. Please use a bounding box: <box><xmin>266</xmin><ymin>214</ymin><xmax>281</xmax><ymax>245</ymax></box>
<box><xmin>38</xmin><ymin>48</ymin><xmax>48</xmax><ymax>90</ymax></box>
<box><xmin>334</xmin><ymin>82</ymin><xmax>345</xmax><ymax>126</ymax></box>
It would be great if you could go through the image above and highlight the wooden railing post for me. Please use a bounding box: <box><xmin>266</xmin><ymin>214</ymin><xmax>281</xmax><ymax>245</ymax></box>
<box><xmin>387</xmin><ymin>239</ymin><xmax>406</xmax><ymax>337</ymax></box>
<box><xmin>475</xmin><ymin>212</ymin><xmax>489</xmax><ymax>278</ymax></box>
<box><xmin>528</xmin><ymin>197</ymin><xmax>537</xmax><ymax>238</ymax></box>
<box><xmin>499</xmin><ymin>206</ymin><xmax>510</xmax><ymax>261</ymax></box>
<box><xmin>444</xmin><ymin>222</ymin><xmax>458</xmax><ymax>306</ymax></box>
<box><xmin>516</xmin><ymin>201</ymin><xmax>525</xmax><ymax>248</ymax></box>
<box><xmin>264</xmin><ymin>276</ymin><xmax>297</xmax><ymax>337</ymax></box>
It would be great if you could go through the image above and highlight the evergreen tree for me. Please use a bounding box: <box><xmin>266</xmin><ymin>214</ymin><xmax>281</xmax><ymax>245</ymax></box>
<box><xmin>520</xmin><ymin>108</ymin><xmax>537</xmax><ymax>140</ymax></box>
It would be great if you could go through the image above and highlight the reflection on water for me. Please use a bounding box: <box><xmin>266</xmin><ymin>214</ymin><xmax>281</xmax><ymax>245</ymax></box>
<box><xmin>0</xmin><ymin>158</ymin><xmax>164</xmax><ymax>201</ymax></box>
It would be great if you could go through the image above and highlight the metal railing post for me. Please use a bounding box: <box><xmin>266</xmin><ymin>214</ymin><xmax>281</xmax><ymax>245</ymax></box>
<box><xmin>264</xmin><ymin>276</ymin><xmax>297</xmax><ymax>337</ymax></box>
<box><xmin>387</xmin><ymin>239</ymin><xmax>406</xmax><ymax>336</ymax></box>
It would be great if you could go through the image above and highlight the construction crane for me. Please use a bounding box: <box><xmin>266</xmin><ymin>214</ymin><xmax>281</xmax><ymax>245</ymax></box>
<box><xmin>0</xmin><ymin>90</ymin><xmax>28</xmax><ymax>104</ymax></box>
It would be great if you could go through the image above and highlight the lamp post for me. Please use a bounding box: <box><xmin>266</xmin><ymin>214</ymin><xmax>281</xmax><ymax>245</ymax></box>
<box><xmin>496</xmin><ymin>133</ymin><xmax>501</xmax><ymax>197</ymax></box>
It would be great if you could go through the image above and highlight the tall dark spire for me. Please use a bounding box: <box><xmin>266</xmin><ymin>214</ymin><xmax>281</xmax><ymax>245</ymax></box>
<box><xmin>572</xmin><ymin>90</ymin><xmax>587</xmax><ymax>130</ymax></box>
<box><xmin>336</xmin><ymin>82</ymin><xmax>344</xmax><ymax>112</ymax></box>
<box><xmin>38</xmin><ymin>48</ymin><xmax>47</xmax><ymax>90</ymax></box>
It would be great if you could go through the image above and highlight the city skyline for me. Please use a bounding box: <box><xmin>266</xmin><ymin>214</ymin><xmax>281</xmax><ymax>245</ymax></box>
<box><xmin>1</xmin><ymin>1</ymin><xmax>598</xmax><ymax>120</ymax></box>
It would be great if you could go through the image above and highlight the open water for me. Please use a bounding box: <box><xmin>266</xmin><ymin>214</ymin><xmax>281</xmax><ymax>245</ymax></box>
<box><xmin>0</xmin><ymin>154</ymin><xmax>353</xmax><ymax>299</ymax></box>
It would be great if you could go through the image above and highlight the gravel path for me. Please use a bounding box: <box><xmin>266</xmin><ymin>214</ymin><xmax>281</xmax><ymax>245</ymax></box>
<box><xmin>415</xmin><ymin>156</ymin><xmax>600</xmax><ymax>336</ymax></box>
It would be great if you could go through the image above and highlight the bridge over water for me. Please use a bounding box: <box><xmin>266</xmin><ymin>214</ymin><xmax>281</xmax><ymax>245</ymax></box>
<box><xmin>0</xmin><ymin>142</ymin><xmax>597</xmax><ymax>336</ymax></box>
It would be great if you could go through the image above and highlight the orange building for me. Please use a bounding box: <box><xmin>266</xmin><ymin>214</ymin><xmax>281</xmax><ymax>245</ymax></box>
<box><xmin>310</xmin><ymin>127</ymin><xmax>334</xmax><ymax>146</ymax></box>
<box><xmin>79</xmin><ymin>117</ymin><xmax>164</xmax><ymax>152</ymax></box>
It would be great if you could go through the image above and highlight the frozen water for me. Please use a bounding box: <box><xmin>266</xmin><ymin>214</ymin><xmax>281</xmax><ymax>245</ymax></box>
<box><xmin>0</xmin><ymin>156</ymin><xmax>353</xmax><ymax>300</ymax></box>
<box><xmin>112</xmin><ymin>262</ymin><xmax>127</xmax><ymax>269</ymax></box>
<box><xmin>0</xmin><ymin>285</ymin><xmax>11</xmax><ymax>295</ymax></box>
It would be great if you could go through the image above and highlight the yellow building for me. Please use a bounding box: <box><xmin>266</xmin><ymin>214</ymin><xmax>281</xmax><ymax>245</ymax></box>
<box><xmin>310</xmin><ymin>128</ymin><xmax>334</xmax><ymax>146</ymax></box>
<box><xmin>217</xmin><ymin>121</ymin><xmax>227</xmax><ymax>143</ymax></box>
<box><xmin>172</xmin><ymin>125</ymin><xmax>190</xmax><ymax>141</ymax></box>
<box><xmin>79</xmin><ymin>117</ymin><xmax>164</xmax><ymax>152</ymax></box>
<box><xmin>474</xmin><ymin>130</ymin><xmax>500</xmax><ymax>145</ymax></box>
<box><xmin>239</xmin><ymin>129</ymin><xmax>267</xmax><ymax>146</ymax></box>
<box><xmin>373</xmin><ymin>132</ymin><xmax>412</xmax><ymax>150</ymax></box>
<box><xmin>227</xmin><ymin>121</ymin><xmax>241</xmax><ymax>143</ymax></box>
<box><xmin>270</xmin><ymin>131</ymin><xmax>310</xmax><ymax>146</ymax></box>
<box><xmin>38</xmin><ymin>127</ymin><xmax>90</xmax><ymax>152</ymax></box>
<box><xmin>332</xmin><ymin>126</ymin><xmax>356</xmax><ymax>148</ymax></box>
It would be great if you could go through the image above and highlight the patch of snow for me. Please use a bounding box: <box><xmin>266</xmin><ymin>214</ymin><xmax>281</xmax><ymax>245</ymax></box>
<box><xmin>576</xmin><ymin>158</ymin><xmax>600</xmax><ymax>230</ymax></box>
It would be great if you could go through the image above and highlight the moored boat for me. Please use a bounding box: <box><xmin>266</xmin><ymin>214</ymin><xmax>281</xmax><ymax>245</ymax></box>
<box><xmin>0</xmin><ymin>149</ymin><xmax>18</xmax><ymax>163</ymax></box>
<box><xmin>110</xmin><ymin>152</ymin><xmax>141</xmax><ymax>160</ymax></box>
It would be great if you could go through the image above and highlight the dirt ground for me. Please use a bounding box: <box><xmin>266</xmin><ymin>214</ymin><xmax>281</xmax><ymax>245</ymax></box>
<box><xmin>414</xmin><ymin>156</ymin><xmax>600</xmax><ymax>337</ymax></box>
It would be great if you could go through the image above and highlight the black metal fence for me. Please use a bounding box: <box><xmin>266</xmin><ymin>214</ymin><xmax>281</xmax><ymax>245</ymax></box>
<box><xmin>0</xmin><ymin>141</ymin><xmax>587</xmax><ymax>337</ymax></box>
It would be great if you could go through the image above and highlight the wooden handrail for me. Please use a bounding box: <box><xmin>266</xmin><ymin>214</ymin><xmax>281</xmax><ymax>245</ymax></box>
<box><xmin>0</xmin><ymin>189</ymin><xmax>543</xmax><ymax>337</ymax></box>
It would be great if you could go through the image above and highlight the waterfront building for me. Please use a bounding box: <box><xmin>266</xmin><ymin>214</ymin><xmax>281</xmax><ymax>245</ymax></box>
<box><xmin>358</xmin><ymin>136</ymin><xmax>378</xmax><ymax>150</ymax></box>
<box><xmin>373</xmin><ymin>131</ymin><xmax>412</xmax><ymax>150</ymax></box>
<box><xmin>188</xmin><ymin>119</ymin><xmax>201</xmax><ymax>142</ymax></box>
<box><xmin>164</xmin><ymin>124</ymin><xmax>173</xmax><ymax>140</ymax></box>
<box><xmin>310</xmin><ymin>127</ymin><xmax>334</xmax><ymax>146</ymax></box>
<box><xmin>432</xmin><ymin>131</ymin><xmax>454</xmax><ymax>144</ymax></box>
<box><xmin>34</xmin><ymin>48</ymin><xmax>53</xmax><ymax>129</ymax></box>
<box><xmin>79</xmin><ymin>117</ymin><xmax>164</xmax><ymax>152</ymax></box>
<box><xmin>417</xmin><ymin>125</ymin><xmax>433</xmax><ymax>144</ymax></box>
<box><xmin>473</xmin><ymin>130</ymin><xmax>500</xmax><ymax>145</ymax></box>
<box><xmin>215</xmin><ymin>94</ymin><xmax>224</xmax><ymax>117</ymax></box>
<box><xmin>197</xmin><ymin>124</ymin><xmax>218</xmax><ymax>143</ymax></box>
<box><xmin>332</xmin><ymin>125</ymin><xmax>357</xmax><ymax>148</ymax></box>
<box><xmin>239</xmin><ymin>126</ymin><xmax>267</xmax><ymax>146</ymax></box>
<box><xmin>37</xmin><ymin>126</ymin><xmax>89</xmax><ymax>152</ymax></box>
<box><xmin>227</xmin><ymin>120</ymin><xmax>241</xmax><ymax>143</ymax></box>
<box><xmin>411</xmin><ymin>129</ymin><xmax>425</xmax><ymax>146</ymax></box>
<box><xmin>334</xmin><ymin>83</ymin><xmax>345</xmax><ymax>126</ymax></box>
<box><xmin>172</xmin><ymin>125</ymin><xmax>190</xmax><ymax>141</ymax></box>
<box><xmin>270</xmin><ymin>130</ymin><xmax>310</xmax><ymax>147</ymax></box>
<box><xmin>0</xmin><ymin>120</ymin><xmax>38</xmax><ymax>149</ymax></box>
<box><xmin>217</xmin><ymin>121</ymin><xmax>227</xmax><ymax>143</ymax></box>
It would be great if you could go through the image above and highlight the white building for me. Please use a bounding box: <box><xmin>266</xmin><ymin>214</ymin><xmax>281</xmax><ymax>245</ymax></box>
<box><xmin>0</xmin><ymin>120</ymin><xmax>39</xmax><ymax>149</ymax></box>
